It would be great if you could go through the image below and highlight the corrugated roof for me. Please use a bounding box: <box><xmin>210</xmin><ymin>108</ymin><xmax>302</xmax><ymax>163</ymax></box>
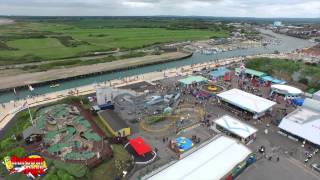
<box><xmin>22</xmin><ymin>126</ymin><xmax>44</xmax><ymax>139</ymax></box>
<box><xmin>210</xmin><ymin>67</ymin><xmax>230</xmax><ymax>78</ymax></box>
<box><xmin>235</xmin><ymin>68</ymin><xmax>266</xmax><ymax>77</ymax></box>
<box><xmin>179</xmin><ymin>76</ymin><xmax>208</xmax><ymax>85</ymax></box>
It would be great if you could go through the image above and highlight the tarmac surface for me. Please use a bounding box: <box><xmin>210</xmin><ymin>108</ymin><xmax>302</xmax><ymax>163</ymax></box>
<box><xmin>238</xmin><ymin>156</ymin><xmax>320</xmax><ymax>180</ymax></box>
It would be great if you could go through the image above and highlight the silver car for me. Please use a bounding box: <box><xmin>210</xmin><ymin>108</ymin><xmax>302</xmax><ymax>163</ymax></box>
<box><xmin>311</xmin><ymin>163</ymin><xmax>320</xmax><ymax>173</ymax></box>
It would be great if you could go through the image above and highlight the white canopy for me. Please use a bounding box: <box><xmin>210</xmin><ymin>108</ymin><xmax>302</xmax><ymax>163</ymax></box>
<box><xmin>217</xmin><ymin>89</ymin><xmax>276</xmax><ymax>114</ymax></box>
<box><xmin>143</xmin><ymin>136</ymin><xmax>252</xmax><ymax>180</ymax></box>
<box><xmin>215</xmin><ymin>115</ymin><xmax>258</xmax><ymax>139</ymax></box>
<box><xmin>271</xmin><ymin>84</ymin><xmax>303</xmax><ymax>96</ymax></box>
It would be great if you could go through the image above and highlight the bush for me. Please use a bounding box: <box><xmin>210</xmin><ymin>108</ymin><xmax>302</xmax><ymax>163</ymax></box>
<box><xmin>44</xmin><ymin>174</ymin><xmax>58</xmax><ymax>180</ymax></box>
<box><xmin>6</xmin><ymin>147</ymin><xmax>26</xmax><ymax>158</ymax></box>
<box><xmin>57</xmin><ymin>169</ymin><xmax>75</xmax><ymax>180</ymax></box>
<box><xmin>299</xmin><ymin>78</ymin><xmax>309</xmax><ymax>85</ymax></box>
<box><xmin>53</xmin><ymin>160</ymin><xmax>88</xmax><ymax>178</ymax></box>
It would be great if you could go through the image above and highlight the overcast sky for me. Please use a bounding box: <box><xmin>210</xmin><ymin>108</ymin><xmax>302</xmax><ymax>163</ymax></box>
<box><xmin>1</xmin><ymin>0</ymin><xmax>320</xmax><ymax>18</ymax></box>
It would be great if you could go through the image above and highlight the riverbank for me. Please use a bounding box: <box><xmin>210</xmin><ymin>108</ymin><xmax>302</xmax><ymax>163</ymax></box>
<box><xmin>0</xmin><ymin>52</ymin><xmax>192</xmax><ymax>91</ymax></box>
<box><xmin>0</xmin><ymin>56</ymin><xmax>243</xmax><ymax>132</ymax></box>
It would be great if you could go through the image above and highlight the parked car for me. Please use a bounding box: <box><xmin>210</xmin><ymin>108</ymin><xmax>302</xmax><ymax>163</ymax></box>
<box><xmin>311</xmin><ymin>163</ymin><xmax>320</xmax><ymax>173</ymax></box>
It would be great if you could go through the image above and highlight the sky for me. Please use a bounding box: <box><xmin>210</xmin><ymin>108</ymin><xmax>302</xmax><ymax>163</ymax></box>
<box><xmin>0</xmin><ymin>0</ymin><xmax>320</xmax><ymax>18</ymax></box>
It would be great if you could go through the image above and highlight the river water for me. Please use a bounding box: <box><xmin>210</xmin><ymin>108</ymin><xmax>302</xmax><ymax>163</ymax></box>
<box><xmin>0</xmin><ymin>30</ymin><xmax>315</xmax><ymax>103</ymax></box>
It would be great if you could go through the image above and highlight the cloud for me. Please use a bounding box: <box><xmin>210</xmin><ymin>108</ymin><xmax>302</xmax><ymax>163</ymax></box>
<box><xmin>0</xmin><ymin>0</ymin><xmax>319</xmax><ymax>17</ymax></box>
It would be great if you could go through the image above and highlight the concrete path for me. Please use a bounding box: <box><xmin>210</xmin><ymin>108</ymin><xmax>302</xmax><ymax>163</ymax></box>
<box><xmin>0</xmin><ymin>57</ymin><xmax>244</xmax><ymax>132</ymax></box>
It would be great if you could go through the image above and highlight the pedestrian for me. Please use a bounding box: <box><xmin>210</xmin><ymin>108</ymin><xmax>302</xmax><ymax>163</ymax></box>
<box><xmin>163</xmin><ymin>137</ymin><xmax>165</xmax><ymax>143</ymax></box>
<box><xmin>277</xmin><ymin>157</ymin><xmax>280</xmax><ymax>162</ymax></box>
<box><xmin>166</xmin><ymin>137</ymin><xmax>168</xmax><ymax>141</ymax></box>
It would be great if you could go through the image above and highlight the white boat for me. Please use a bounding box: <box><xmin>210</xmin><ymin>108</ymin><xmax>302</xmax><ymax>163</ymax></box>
<box><xmin>50</xmin><ymin>84</ymin><xmax>60</xmax><ymax>88</ymax></box>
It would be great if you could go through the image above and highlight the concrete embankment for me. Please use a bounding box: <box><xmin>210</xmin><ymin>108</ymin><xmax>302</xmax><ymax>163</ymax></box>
<box><xmin>0</xmin><ymin>52</ymin><xmax>192</xmax><ymax>91</ymax></box>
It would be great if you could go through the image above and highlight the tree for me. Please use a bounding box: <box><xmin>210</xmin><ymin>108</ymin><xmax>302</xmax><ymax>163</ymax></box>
<box><xmin>299</xmin><ymin>78</ymin><xmax>309</xmax><ymax>85</ymax></box>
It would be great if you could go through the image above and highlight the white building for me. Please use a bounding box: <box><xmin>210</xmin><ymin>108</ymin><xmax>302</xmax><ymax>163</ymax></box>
<box><xmin>142</xmin><ymin>135</ymin><xmax>253</xmax><ymax>180</ymax></box>
<box><xmin>279</xmin><ymin>98</ymin><xmax>320</xmax><ymax>145</ymax></box>
<box><xmin>217</xmin><ymin>89</ymin><xmax>276</xmax><ymax>119</ymax></box>
<box><xmin>214</xmin><ymin>115</ymin><xmax>258</xmax><ymax>144</ymax></box>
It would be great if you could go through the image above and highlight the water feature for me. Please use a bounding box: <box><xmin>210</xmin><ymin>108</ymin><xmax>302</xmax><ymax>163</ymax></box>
<box><xmin>0</xmin><ymin>30</ymin><xmax>315</xmax><ymax>103</ymax></box>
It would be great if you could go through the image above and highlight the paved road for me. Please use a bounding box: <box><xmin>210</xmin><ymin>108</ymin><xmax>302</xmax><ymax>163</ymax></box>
<box><xmin>238</xmin><ymin>156</ymin><xmax>320</xmax><ymax>180</ymax></box>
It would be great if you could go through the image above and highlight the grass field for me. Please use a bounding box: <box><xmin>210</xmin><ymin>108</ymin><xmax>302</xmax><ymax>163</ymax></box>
<box><xmin>0</xmin><ymin>19</ymin><xmax>230</xmax><ymax>65</ymax></box>
<box><xmin>89</xmin><ymin>145</ymin><xmax>131</xmax><ymax>180</ymax></box>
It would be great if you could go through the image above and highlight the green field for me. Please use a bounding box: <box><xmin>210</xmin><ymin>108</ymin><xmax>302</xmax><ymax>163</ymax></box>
<box><xmin>0</xmin><ymin>18</ymin><xmax>231</xmax><ymax>65</ymax></box>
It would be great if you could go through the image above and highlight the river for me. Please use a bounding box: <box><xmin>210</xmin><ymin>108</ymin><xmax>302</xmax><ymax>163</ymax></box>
<box><xmin>0</xmin><ymin>29</ymin><xmax>315</xmax><ymax>103</ymax></box>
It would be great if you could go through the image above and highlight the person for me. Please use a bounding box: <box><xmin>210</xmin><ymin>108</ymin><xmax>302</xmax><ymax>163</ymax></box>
<box><xmin>277</xmin><ymin>157</ymin><xmax>280</xmax><ymax>162</ymax></box>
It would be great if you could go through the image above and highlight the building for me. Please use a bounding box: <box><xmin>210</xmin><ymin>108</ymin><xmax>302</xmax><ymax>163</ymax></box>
<box><xmin>179</xmin><ymin>76</ymin><xmax>208</xmax><ymax>86</ymax></box>
<box><xmin>22</xmin><ymin>126</ymin><xmax>44</xmax><ymax>144</ymax></box>
<box><xmin>235</xmin><ymin>68</ymin><xmax>267</xmax><ymax>78</ymax></box>
<box><xmin>209</xmin><ymin>67</ymin><xmax>231</xmax><ymax>79</ymax></box>
<box><xmin>261</xmin><ymin>76</ymin><xmax>286</xmax><ymax>85</ymax></box>
<box><xmin>279</xmin><ymin>98</ymin><xmax>320</xmax><ymax>146</ymax></box>
<box><xmin>214</xmin><ymin>115</ymin><xmax>258</xmax><ymax>144</ymax></box>
<box><xmin>98</xmin><ymin>110</ymin><xmax>130</xmax><ymax>137</ymax></box>
<box><xmin>217</xmin><ymin>89</ymin><xmax>276</xmax><ymax>119</ymax></box>
<box><xmin>142</xmin><ymin>135</ymin><xmax>255</xmax><ymax>180</ymax></box>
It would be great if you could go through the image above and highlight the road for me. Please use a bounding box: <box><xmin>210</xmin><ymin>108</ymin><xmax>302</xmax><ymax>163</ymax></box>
<box><xmin>238</xmin><ymin>156</ymin><xmax>320</xmax><ymax>180</ymax></box>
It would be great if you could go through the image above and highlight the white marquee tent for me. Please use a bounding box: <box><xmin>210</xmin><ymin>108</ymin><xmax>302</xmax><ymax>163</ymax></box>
<box><xmin>217</xmin><ymin>89</ymin><xmax>276</xmax><ymax>118</ymax></box>
<box><xmin>143</xmin><ymin>135</ymin><xmax>252</xmax><ymax>180</ymax></box>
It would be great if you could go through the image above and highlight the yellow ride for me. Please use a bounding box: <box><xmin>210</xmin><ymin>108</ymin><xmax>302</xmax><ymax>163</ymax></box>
<box><xmin>208</xmin><ymin>85</ymin><xmax>218</xmax><ymax>91</ymax></box>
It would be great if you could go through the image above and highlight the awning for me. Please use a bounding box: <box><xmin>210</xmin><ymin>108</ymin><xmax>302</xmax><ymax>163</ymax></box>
<box><xmin>261</xmin><ymin>76</ymin><xmax>286</xmax><ymax>84</ymax></box>
<box><xmin>179</xmin><ymin>76</ymin><xmax>208</xmax><ymax>85</ymax></box>
<box><xmin>129</xmin><ymin>137</ymin><xmax>152</xmax><ymax>156</ymax></box>
<box><xmin>210</xmin><ymin>67</ymin><xmax>230</xmax><ymax>78</ymax></box>
<box><xmin>235</xmin><ymin>68</ymin><xmax>266</xmax><ymax>78</ymax></box>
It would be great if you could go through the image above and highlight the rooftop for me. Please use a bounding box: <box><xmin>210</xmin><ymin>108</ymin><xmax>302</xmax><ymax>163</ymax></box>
<box><xmin>98</xmin><ymin>110</ymin><xmax>129</xmax><ymax>132</ymax></box>
<box><xmin>143</xmin><ymin>135</ymin><xmax>251</xmax><ymax>180</ymax></box>
<box><xmin>217</xmin><ymin>89</ymin><xmax>276</xmax><ymax>114</ymax></box>
<box><xmin>215</xmin><ymin>115</ymin><xmax>258</xmax><ymax>139</ymax></box>
<box><xmin>235</xmin><ymin>68</ymin><xmax>266</xmax><ymax>77</ymax></box>
<box><xmin>179</xmin><ymin>76</ymin><xmax>208</xmax><ymax>85</ymax></box>
<box><xmin>279</xmin><ymin>98</ymin><xmax>320</xmax><ymax>145</ymax></box>
<box><xmin>210</xmin><ymin>67</ymin><xmax>230</xmax><ymax>78</ymax></box>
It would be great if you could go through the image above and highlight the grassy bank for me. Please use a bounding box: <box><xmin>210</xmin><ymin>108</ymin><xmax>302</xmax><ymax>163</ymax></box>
<box><xmin>246</xmin><ymin>57</ymin><xmax>320</xmax><ymax>90</ymax></box>
<box><xmin>0</xmin><ymin>19</ymin><xmax>231</xmax><ymax>65</ymax></box>
<box><xmin>20</xmin><ymin>51</ymin><xmax>147</xmax><ymax>72</ymax></box>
